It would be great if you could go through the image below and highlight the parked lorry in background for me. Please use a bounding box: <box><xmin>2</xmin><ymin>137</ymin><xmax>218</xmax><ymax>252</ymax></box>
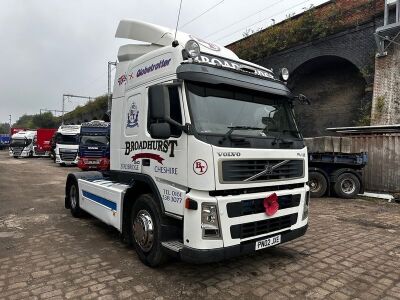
<box><xmin>77</xmin><ymin>121</ymin><xmax>110</xmax><ymax>171</ymax></box>
<box><xmin>9</xmin><ymin>130</ymin><xmax>36</xmax><ymax>158</ymax></box>
<box><xmin>64</xmin><ymin>20</ymin><xmax>310</xmax><ymax>266</ymax></box>
<box><xmin>34</xmin><ymin>128</ymin><xmax>58</xmax><ymax>157</ymax></box>
<box><xmin>55</xmin><ymin>125</ymin><xmax>81</xmax><ymax>166</ymax></box>
<box><xmin>0</xmin><ymin>134</ymin><xmax>10</xmax><ymax>150</ymax></box>
<box><xmin>305</xmin><ymin>136</ymin><xmax>367</xmax><ymax>198</ymax></box>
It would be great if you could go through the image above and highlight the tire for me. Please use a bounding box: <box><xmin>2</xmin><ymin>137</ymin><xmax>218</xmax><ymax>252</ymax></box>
<box><xmin>334</xmin><ymin>172</ymin><xmax>360</xmax><ymax>199</ymax></box>
<box><xmin>309</xmin><ymin>171</ymin><xmax>327</xmax><ymax>198</ymax></box>
<box><xmin>130</xmin><ymin>194</ymin><xmax>167</xmax><ymax>267</ymax></box>
<box><xmin>68</xmin><ymin>180</ymin><xmax>83</xmax><ymax>217</ymax></box>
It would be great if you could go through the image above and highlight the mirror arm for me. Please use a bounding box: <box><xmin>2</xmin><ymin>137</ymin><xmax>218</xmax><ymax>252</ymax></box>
<box><xmin>165</xmin><ymin>118</ymin><xmax>194</xmax><ymax>135</ymax></box>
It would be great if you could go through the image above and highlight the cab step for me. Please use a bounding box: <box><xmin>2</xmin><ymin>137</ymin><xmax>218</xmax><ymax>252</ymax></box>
<box><xmin>161</xmin><ymin>240</ymin><xmax>184</xmax><ymax>253</ymax></box>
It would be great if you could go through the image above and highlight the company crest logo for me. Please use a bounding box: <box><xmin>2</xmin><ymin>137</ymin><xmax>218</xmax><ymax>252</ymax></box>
<box><xmin>126</xmin><ymin>101</ymin><xmax>139</xmax><ymax>128</ymax></box>
<box><xmin>193</xmin><ymin>159</ymin><xmax>208</xmax><ymax>175</ymax></box>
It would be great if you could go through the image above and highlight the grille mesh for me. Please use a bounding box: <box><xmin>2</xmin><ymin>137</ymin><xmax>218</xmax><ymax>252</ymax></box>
<box><xmin>222</xmin><ymin>159</ymin><xmax>303</xmax><ymax>182</ymax></box>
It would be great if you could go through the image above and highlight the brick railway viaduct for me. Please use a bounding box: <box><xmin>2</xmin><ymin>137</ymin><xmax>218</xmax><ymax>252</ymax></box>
<box><xmin>228</xmin><ymin>0</ymin><xmax>396</xmax><ymax>137</ymax></box>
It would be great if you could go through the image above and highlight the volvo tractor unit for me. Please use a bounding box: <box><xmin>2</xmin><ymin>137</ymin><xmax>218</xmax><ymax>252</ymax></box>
<box><xmin>77</xmin><ymin>121</ymin><xmax>110</xmax><ymax>171</ymax></box>
<box><xmin>65</xmin><ymin>20</ymin><xmax>309</xmax><ymax>266</ymax></box>
<box><xmin>55</xmin><ymin>125</ymin><xmax>81</xmax><ymax>166</ymax></box>
<box><xmin>9</xmin><ymin>130</ymin><xmax>36</xmax><ymax>158</ymax></box>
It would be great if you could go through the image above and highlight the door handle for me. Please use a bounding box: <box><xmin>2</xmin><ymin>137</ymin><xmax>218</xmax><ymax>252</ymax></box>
<box><xmin>142</xmin><ymin>159</ymin><xmax>150</xmax><ymax>166</ymax></box>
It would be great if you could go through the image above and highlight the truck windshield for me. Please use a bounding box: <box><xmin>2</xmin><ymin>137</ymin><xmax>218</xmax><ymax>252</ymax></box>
<box><xmin>57</xmin><ymin>134</ymin><xmax>79</xmax><ymax>145</ymax></box>
<box><xmin>11</xmin><ymin>138</ymin><xmax>31</xmax><ymax>146</ymax></box>
<box><xmin>80</xmin><ymin>135</ymin><xmax>109</xmax><ymax>146</ymax></box>
<box><xmin>186</xmin><ymin>82</ymin><xmax>300</xmax><ymax>139</ymax></box>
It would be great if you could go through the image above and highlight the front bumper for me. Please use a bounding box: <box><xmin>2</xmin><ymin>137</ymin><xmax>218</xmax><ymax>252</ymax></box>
<box><xmin>180</xmin><ymin>224</ymin><xmax>308</xmax><ymax>264</ymax></box>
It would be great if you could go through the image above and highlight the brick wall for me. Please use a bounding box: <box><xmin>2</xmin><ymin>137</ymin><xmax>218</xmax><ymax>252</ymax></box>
<box><xmin>371</xmin><ymin>44</ymin><xmax>400</xmax><ymax>125</ymax></box>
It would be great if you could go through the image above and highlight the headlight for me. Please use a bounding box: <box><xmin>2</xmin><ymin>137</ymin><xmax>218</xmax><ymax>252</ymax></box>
<box><xmin>185</xmin><ymin>40</ymin><xmax>201</xmax><ymax>58</ymax></box>
<box><xmin>280</xmin><ymin>68</ymin><xmax>289</xmax><ymax>81</ymax></box>
<box><xmin>302</xmin><ymin>191</ymin><xmax>310</xmax><ymax>220</ymax></box>
<box><xmin>201</xmin><ymin>203</ymin><xmax>221</xmax><ymax>239</ymax></box>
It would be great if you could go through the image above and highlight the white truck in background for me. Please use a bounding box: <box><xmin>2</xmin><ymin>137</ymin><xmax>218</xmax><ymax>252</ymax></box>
<box><xmin>55</xmin><ymin>125</ymin><xmax>81</xmax><ymax>166</ymax></box>
<box><xmin>9</xmin><ymin>130</ymin><xmax>36</xmax><ymax>158</ymax></box>
<box><xmin>65</xmin><ymin>20</ymin><xmax>309</xmax><ymax>266</ymax></box>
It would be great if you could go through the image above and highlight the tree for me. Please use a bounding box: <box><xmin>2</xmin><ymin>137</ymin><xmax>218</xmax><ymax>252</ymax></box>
<box><xmin>13</xmin><ymin>112</ymin><xmax>60</xmax><ymax>129</ymax></box>
<box><xmin>0</xmin><ymin>122</ymin><xmax>10</xmax><ymax>134</ymax></box>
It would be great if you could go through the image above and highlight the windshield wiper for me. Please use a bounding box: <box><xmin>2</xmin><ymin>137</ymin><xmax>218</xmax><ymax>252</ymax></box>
<box><xmin>218</xmin><ymin>126</ymin><xmax>263</xmax><ymax>144</ymax></box>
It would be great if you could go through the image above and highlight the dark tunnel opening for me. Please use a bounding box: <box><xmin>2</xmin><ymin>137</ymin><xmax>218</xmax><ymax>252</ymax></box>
<box><xmin>288</xmin><ymin>56</ymin><xmax>368</xmax><ymax>137</ymax></box>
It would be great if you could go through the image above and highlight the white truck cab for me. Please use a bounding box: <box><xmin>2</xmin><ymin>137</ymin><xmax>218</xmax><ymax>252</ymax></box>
<box><xmin>65</xmin><ymin>20</ymin><xmax>309</xmax><ymax>266</ymax></box>
<box><xmin>55</xmin><ymin>125</ymin><xmax>81</xmax><ymax>165</ymax></box>
<box><xmin>9</xmin><ymin>130</ymin><xmax>36</xmax><ymax>158</ymax></box>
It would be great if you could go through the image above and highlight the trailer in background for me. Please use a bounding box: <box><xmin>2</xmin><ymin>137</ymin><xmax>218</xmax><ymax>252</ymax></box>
<box><xmin>34</xmin><ymin>128</ymin><xmax>57</xmax><ymax>157</ymax></box>
<box><xmin>0</xmin><ymin>134</ymin><xmax>10</xmax><ymax>150</ymax></box>
<box><xmin>305</xmin><ymin>136</ymin><xmax>368</xmax><ymax>198</ymax></box>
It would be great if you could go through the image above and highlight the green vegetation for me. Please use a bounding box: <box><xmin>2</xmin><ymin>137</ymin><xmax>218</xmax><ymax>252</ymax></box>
<box><xmin>229</xmin><ymin>1</ymin><xmax>377</xmax><ymax>61</ymax></box>
<box><xmin>0</xmin><ymin>123</ymin><xmax>10</xmax><ymax>134</ymax></box>
<box><xmin>10</xmin><ymin>94</ymin><xmax>108</xmax><ymax>130</ymax></box>
<box><xmin>13</xmin><ymin>112</ymin><xmax>60</xmax><ymax>129</ymax></box>
<box><xmin>63</xmin><ymin>94</ymin><xmax>108</xmax><ymax>123</ymax></box>
<box><xmin>375</xmin><ymin>95</ymin><xmax>385</xmax><ymax>114</ymax></box>
<box><xmin>355</xmin><ymin>100</ymin><xmax>372</xmax><ymax>126</ymax></box>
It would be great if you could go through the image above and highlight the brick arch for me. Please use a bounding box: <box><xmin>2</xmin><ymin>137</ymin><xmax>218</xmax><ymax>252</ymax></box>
<box><xmin>288</xmin><ymin>55</ymin><xmax>369</xmax><ymax>137</ymax></box>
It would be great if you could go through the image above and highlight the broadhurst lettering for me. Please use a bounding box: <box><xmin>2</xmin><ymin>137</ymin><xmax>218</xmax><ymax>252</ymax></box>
<box><xmin>125</xmin><ymin>140</ymin><xmax>178</xmax><ymax>157</ymax></box>
<box><xmin>194</xmin><ymin>54</ymin><xmax>274</xmax><ymax>79</ymax></box>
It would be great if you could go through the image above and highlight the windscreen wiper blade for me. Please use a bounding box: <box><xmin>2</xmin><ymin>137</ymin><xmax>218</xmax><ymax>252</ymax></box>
<box><xmin>219</xmin><ymin>126</ymin><xmax>263</xmax><ymax>144</ymax></box>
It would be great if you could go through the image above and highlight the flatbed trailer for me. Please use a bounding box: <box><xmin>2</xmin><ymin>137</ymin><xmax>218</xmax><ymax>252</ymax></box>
<box><xmin>308</xmin><ymin>152</ymin><xmax>368</xmax><ymax>198</ymax></box>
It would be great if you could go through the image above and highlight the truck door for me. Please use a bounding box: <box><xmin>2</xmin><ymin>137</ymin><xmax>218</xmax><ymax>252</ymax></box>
<box><xmin>120</xmin><ymin>91</ymin><xmax>143</xmax><ymax>174</ymax></box>
<box><xmin>142</xmin><ymin>84</ymin><xmax>187</xmax><ymax>216</ymax></box>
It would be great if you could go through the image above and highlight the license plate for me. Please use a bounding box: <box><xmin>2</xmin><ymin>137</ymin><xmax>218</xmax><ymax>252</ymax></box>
<box><xmin>255</xmin><ymin>235</ymin><xmax>281</xmax><ymax>250</ymax></box>
<box><xmin>87</xmin><ymin>160</ymin><xmax>99</xmax><ymax>165</ymax></box>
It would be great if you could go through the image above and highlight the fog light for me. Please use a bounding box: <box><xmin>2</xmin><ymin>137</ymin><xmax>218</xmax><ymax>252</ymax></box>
<box><xmin>201</xmin><ymin>202</ymin><xmax>221</xmax><ymax>239</ymax></box>
<box><xmin>185</xmin><ymin>40</ymin><xmax>201</xmax><ymax>58</ymax></box>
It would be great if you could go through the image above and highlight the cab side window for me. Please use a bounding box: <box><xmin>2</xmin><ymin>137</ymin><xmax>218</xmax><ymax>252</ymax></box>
<box><xmin>148</xmin><ymin>86</ymin><xmax>183</xmax><ymax>138</ymax></box>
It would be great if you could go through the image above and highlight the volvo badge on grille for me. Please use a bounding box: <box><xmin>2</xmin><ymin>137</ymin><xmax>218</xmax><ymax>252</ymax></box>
<box><xmin>264</xmin><ymin>163</ymin><xmax>273</xmax><ymax>175</ymax></box>
<box><xmin>244</xmin><ymin>160</ymin><xmax>290</xmax><ymax>182</ymax></box>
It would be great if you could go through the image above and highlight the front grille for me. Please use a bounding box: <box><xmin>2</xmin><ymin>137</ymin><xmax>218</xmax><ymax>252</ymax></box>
<box><xmin>82</xmin><ymin>151</ymin><xmax>103</xmax><ymax>158</ymax></box>
<box><xmin>230</xmin><ymin>214</ymin><xmax>298</xmax><ymax>239</ymax></box>
<box><xmin>60</xmin><ymin>150</ymin><xmax>77</xmax><ymax>161</ymax></box>
<box><xmin>12</xmin><ymin>147</ymin><xmax>23</xmax><ymax>156</ymax></box>
<box><xmin>221</xmin><ymin>159</ymin><xmax>303</xmax><ymax>183</ymax></box>
<box><xmin>226</xmin><ymin>194</ymin><xmax>301</xmax><ymax>218</ymax></box>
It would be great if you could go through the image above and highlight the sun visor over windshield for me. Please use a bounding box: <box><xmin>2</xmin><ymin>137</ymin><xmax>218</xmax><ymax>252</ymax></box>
<box><xmin>177</xmin><ymin>63</ymin><xmax>292</xmax><ymax>98</ymax></box>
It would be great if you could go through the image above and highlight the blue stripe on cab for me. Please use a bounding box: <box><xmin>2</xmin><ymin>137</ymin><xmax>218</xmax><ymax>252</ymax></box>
<box><xmin>82</xmin><ymin>190</ymin><xmax>117</xmax><ymax>211</ymax></box>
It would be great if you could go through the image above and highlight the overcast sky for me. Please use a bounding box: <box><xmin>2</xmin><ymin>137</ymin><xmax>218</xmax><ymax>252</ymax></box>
<box><xmin>0</xmin><ymin>0</ymin><xmax>328</xmax><ymax>124</ymax></box>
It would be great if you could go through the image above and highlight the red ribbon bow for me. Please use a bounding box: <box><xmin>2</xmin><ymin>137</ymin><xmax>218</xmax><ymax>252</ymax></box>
<box><xmin>264</xmin><ymin>193</ymin><xmax>279</xmax><ymax>216</ymax></box>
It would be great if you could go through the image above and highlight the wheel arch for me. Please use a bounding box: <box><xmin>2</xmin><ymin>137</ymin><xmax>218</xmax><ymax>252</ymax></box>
<box><xmin>65</xmin><ymin>171</ymin><xmax>105</xmax><ymax>209</ymax></box>
<box><xmin>119</xmin><ymin>174</ymin><xmax>165</xmax><ymax>242</ymax></box>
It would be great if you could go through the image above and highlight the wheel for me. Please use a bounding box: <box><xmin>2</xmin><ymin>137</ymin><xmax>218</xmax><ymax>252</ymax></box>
<box><xmin>130</xmin><ymin>194</ymin><xmax>166</xmax><ymax>267</ymax></box>
<box><xmin>68</xmin><ymin>180</ymin><xmax>83</xmax><ymax>217</ymax></box>
<box><xmin>334</xmin><ymin>173</ymin><xmax>360</xmax><ymax>199</ymax></box>
<box><xmin>309</xmin><ymin>171</ymin><xmax>327</xmax><ymax>198</ymax></box>
<box><xmin>29</xmin><ymin>151</ymin><xmax>33</xmax><ymax>158</ymax></box>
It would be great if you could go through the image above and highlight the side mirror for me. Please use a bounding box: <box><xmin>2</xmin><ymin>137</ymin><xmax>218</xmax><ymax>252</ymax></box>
<box><xmin>295</xmin><ymin>94</ymin><xmax>311</xmax><ymax>105</ymax></box>
<box><xmin>149</xmin><ymin>123</ymin><xmax>171</xmax><ymax>139</ymax></box>
<box><xmin>148</xmin><ymin>85</ymin><xmax>171</xmax><ymax>120</ymax></box>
